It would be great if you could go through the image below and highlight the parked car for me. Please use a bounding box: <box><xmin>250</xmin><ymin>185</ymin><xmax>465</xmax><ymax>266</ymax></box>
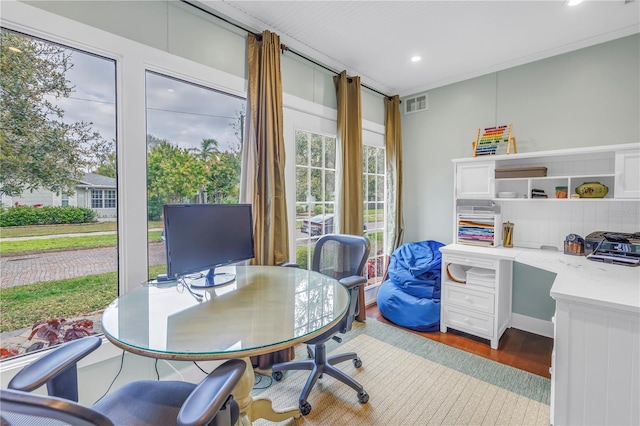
<box><xmin>301</xmin><ymin>214</ymin><xmax>368</xmax><ymax>236</ymax></box>
<box><xmin>301</xmin><ymin>214</ymin><xmax>334</xmax><ymax>236</ymax></box>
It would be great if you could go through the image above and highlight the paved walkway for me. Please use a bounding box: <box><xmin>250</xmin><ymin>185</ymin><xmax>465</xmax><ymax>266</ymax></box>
<box><xmin>1</xmin><ymin>241</ymin><xmax>166</xmax><ymax>288</ymax></box>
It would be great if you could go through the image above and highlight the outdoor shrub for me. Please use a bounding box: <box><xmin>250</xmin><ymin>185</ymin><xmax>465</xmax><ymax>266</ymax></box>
<box><xmin>296</xmin><ymin>246</ymin><xmax>310</xmax><ymax>270</ymax></box>
<box><xmin>313</xmin><ymin>205</ymin><xmax>333</xmax><ymax>215</ymax></box>
<box><xmin>0</xmin><ymin>206</ymin><xmax>96</xmax><ymax>227</ymax></box>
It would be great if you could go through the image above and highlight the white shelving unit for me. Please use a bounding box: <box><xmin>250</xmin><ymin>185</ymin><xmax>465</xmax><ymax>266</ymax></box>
<box><xmin>455</xmin><ymin>143</ymin><xmax>639</xmax><ymax>202</ymax></box>
<box><xmin>453</xmin><ymin>143</ymin><xmax>640</xmax><ymax>250</ymax></box>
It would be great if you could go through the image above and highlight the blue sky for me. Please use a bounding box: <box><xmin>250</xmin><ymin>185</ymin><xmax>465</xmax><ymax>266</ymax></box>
<box><xmin>50</xmin><ymin>44</ymin><xmax>246</xmax><ymax>154</ymax></box>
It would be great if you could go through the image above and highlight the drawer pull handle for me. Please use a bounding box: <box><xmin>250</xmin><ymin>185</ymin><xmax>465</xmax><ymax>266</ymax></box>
<box><xmin>464</xmin><ymin>296</ymin><xmax>473</xmax><ymax>303</ymax></box>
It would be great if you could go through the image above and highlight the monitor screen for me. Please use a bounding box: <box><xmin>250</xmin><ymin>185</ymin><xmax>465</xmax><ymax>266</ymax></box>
<box><xmin>163</xmin><ymin>204</ymin><xmax>255</xmax><ymax>287</ymax></box>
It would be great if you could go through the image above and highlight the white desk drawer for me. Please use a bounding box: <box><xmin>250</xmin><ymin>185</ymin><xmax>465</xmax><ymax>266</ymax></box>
<box><xmin>443</xmin><ymin>254</ymin><xmax>496</xmax><ymax>270</ymax></box>
<box><xmin>443</xmin><ymin>306</ymin><xmax>494</xmax><ymax>338</ymax></box>
<box><xmin>443</xmin><ymin>285</ymin><xmax>495</xmax><ymax>314</ymax></box>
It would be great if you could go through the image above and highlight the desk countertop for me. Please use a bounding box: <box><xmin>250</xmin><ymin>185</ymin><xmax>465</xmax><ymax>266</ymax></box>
<box><xmin>441</xmin><ymin>244</ymin><xmax>640</xmax><ymax>314</ymax></box>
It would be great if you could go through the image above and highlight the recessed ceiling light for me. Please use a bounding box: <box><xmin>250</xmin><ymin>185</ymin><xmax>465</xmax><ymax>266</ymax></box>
<box><xmin>167</xmin><ymin>89</ymin><xmax>175</xmax><ymax>93</ymax></box>
<box><xmin>411</xmin><ymin>56</ymin><xmax>422</xmax><ymax>63</ymax></box>
<box><xmin>568</xmin><ymin>0</ymin><xmax>584</xmax><ymax>6</ymax></box>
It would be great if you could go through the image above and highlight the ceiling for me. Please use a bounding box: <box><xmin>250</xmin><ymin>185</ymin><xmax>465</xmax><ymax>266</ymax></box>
<box><xmin>194</xmin><ymin>0</ymin><xmax>639</xmax><ymax>97</ymax></box>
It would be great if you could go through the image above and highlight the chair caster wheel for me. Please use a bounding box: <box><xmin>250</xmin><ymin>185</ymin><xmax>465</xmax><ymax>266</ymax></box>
<box><xmin>299</xmin><ymin>401</ymin><xmax>312</xmax><ymax>416</ymax></box>
<box><xmin>272</xmin><ymin>371</ymin><xmax>283</xmax><ymax>381</ymax></box>
<box><xmin>358</xmin><ymin>390</ymin><xmax>369</xmax><ymax>404</ymax></box>
<box><xmin>353</xmin><ymin>357</ymin><xmax>362</xmax><ymax>368</ymax></box>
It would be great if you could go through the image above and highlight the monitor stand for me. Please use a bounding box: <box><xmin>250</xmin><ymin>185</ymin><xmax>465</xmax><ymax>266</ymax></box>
<box><xmin>190</xmin><ymin>268</ymin><xmax>236</xmax><ymax>289</ymax></box>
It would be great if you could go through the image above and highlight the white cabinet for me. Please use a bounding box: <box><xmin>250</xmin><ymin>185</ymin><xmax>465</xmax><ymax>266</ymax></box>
<box><xmin>551</xmin><ymin>299</ymin><xmax>640</xmax><ymax>426</ymax></box>
<box><xmin>454</xmin><ymin>143</ymin><xmax>639</xmax><ymax>201</ymax></box>
<box><xmin>455</xmin><ymin>161</ymin><xmax>495</xmax><ymax>199</ymax></box>
<box><xmin>453</xmin><ymin>143</ymin><xmax>640</xmax><ymax>250</ymax></box>
<box><xmin>440</xmin><ymin>247</ymin><xmax>514</xmax><ymax>349</ymax></box>
<box><xmin>615</xmin><ymin>149</ymin><xmax>640</xmax><ymax>198</ymax></box>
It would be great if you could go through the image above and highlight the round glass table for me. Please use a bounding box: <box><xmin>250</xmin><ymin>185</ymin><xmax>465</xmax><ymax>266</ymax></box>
<box><xmin>101</xmin><ymin>265</ymin><xmax>349</xmax><ymax>425</ymax></box>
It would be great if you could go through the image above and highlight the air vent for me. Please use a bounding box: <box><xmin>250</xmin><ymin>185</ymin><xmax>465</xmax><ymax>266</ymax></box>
<box><xmin>404</xmin><ymin>93</ymin><xmax>428</xmax><ymax>114</ymax></box>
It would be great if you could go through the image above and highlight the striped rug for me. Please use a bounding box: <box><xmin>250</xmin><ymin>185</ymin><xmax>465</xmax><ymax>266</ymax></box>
<box><xmin>253</xmin><ymin>320</ymin><xmax>550</xmax><ymax>425</ymax></box>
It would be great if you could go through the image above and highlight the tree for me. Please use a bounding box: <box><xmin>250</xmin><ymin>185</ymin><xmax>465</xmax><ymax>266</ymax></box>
<box><xmin>206</xmin><ymin>150</ymin><xmax>241</xmax><ymax>203</ymax></box>
<box><xmin>93</xmin><ymin>139</ymin><xmax>117</xmax><ymax>178</ymax></box>
<box><xmin>0</xmin><ymin>29</ymin><xmax>110</xmax><ymax>196</ymax></box>
<box><xmin>147</xmin><ymin>140</ymin><xmax>206</xmax><ymax>204</ymax></box>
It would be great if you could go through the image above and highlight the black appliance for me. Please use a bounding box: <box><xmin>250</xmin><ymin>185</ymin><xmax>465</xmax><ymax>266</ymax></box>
<box><xmin>586</xmin><ymin>232</ymin><xmax>640</xmax><ymax>267</ymax></box>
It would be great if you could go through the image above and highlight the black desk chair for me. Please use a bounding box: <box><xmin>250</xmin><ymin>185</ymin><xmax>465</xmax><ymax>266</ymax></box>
<box><xmin>1</xmin><ymin>336</ymin><xmax>245</xmax><ymax>426</ymax></box>
<box><xmin>272</xmin><ymin>233</ymin><xmax>371</xmax><ymax>415</ymax></box>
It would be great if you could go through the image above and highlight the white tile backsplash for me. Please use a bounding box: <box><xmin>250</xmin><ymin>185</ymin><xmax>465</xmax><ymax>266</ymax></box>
<box><xmin>495</xmin><ymin>200</ymin><xmax>640</xmax><ymax>250</ymax></box>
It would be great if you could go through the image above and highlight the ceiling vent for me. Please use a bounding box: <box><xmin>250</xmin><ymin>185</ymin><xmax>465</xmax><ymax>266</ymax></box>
<box><xmin>404</xmin><ymin>93</ymin><xmax>428</xmax><ymax>114</ymax></box>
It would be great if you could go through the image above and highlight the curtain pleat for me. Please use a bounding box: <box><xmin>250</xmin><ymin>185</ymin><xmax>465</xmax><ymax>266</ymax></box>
<box><xmin>333</xmin><ymin>71</ymin><xmax>366</xmax><ymax>321</ymax></box>
<box><xmin>243</xmin><ymin>30</ymin><xmax>293</xmax><ymax>369</ymax></box>
<box><xmin>384</xmin><ymin>95</ymin><xmax>404</xmax><ymax>257</ymax></box>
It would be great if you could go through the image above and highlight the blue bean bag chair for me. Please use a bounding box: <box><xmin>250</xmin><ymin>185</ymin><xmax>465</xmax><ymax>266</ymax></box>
<box><xmin>377</xmin><ymin>240</ymin><xmax>444</xmax><ymax>332</ymax></box>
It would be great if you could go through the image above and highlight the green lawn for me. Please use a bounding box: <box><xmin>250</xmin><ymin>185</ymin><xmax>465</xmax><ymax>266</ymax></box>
<box><xmin>1</xmin><ymin>231</ymin><xmax>164</xmax><ymax>254</ymax></box>
<box><xmin>1</xmin><ymin>265</ymin><xmax>167</xmax><ymax>333</ymax></box>
<box><xmin>0</xmin><ymin>221</ymin><xmax>163</xmax><ymax>238</ymax></box>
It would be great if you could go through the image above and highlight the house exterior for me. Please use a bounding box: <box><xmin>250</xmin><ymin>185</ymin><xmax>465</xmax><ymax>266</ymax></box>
<box><xmin>1</xmin><ymin>173</ymin><xmax>117</xmax><ymax>219</ymax></box>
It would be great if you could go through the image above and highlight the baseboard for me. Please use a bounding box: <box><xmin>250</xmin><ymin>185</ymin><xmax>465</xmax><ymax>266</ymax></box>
<box><xmin>510</xmin><ymin>313</ymin><xmax>554</xmax><ymax>338</ymax></box>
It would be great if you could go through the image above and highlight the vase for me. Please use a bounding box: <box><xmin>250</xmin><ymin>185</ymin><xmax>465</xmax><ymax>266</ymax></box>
<box><xmin>575</xmin><ymin>182</ymin><xmax>608</xmax><ymax>198</ymax></box>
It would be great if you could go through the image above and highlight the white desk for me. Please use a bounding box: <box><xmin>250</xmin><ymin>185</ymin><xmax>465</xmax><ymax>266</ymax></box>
<box><xmin>440</xmin><ymin>243</ymin><xmax>640</xmax><ymax>426</ymax></box>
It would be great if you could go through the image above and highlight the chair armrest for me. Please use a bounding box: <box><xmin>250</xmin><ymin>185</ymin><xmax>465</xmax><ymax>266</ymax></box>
<box><xmin>338</xmin><ymin>275</ymin><xmax>367</xmax><ymax>290</ymax></box>
<box><xmin>177</xmin><ymin>359</ymin><xmax>246</xmax><ymax>426</ymax></box>
<box><xmin>279</xmin><ymin>262</ymin><xmax>300</xmax><ymax>268</ymax></box>
<box><xmin>1</xmin><ymin>389</ymin><xmax>113</xmax><ymax>426</ymax></box>
<box><xmin>8</xmin><ymin>336</ymin><xmax>102</xmax><ymax>401</ymax></box>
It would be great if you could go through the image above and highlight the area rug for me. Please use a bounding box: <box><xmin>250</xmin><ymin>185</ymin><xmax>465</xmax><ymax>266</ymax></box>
<box><xmin>252</xmin><ymin>320</ymin><xmax>550</xmax><ymax>425</ymax></box>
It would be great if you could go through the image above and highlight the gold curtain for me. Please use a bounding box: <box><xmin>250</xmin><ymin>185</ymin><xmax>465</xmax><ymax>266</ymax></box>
<box><xmin>333</xmin><ymin>70</ymin><xmax>366</xmax><ymax>321</ymax></box>
<box><xmin>384</xmin><ymin>95</ymin><xmax>404</xmax><ymax>257</ymax></box>
<box><xmin>243</xmin><ymin>30</ymin><xmax>292</xmax><ymax>369</ymax></box>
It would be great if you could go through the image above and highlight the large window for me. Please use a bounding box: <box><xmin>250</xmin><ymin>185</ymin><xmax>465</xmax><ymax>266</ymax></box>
<box><xmin>293</xmin><ymin>128</ymin><xmax>387</xmax><ymax>289</ymax></box>
<box><xmin>145</xmin><ymin>71</ymin><xmax>246</xmax><ymax>279</ymax></box>
<box><xmin>0</xmin><ymin>29</ymin><xmax>117</xmax><ymax>360</ymax></box>
<box><xmin>363</xmin><ymin>145</ymin><xmax>386</xmax><ymax>285</ymax></box>
<box><xmin>294</xmin><ymin>129</ymin><xmax>337</xmax><ymax>268</ymax></box>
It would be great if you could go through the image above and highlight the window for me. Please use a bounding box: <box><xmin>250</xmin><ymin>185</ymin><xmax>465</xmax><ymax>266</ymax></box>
<box><xmin>91</xmin><ymin>190</ymin><xmax>103</xmax><ymax>208</ymax></box>
<box><xmin>295</xmin><ymin>129</ymin><xmax>336</xmax><ymax>268</ymax></box>
<box><xmin>105</xmin><ymin>190</ymin><xmax>116</xmax><ymax>208</ymax></box>
<box><xmin>145</xmin><ymin>71</ymin><xmax>246</xmax><ymax>280</ymax></box>
<box><xmin>363</xmin><ymin>145</ymin><xmax>386</xmax><ymax>285</ymax></box>
<box><xmin>0</xmin><ymin>28</ymin><xmax>117</xmax><ymax>361</ymax></box>
<box><xmin>91</xmin><ymin>189</ymin><xmax>116</xmax><ymax>209</ymax></box>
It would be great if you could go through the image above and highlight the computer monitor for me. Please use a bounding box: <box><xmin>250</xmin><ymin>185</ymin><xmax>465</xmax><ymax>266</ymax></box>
<box><xmin>163</xmin><ymin>203</ymin><xmax>255</xmax><ymax>288</ymax></box>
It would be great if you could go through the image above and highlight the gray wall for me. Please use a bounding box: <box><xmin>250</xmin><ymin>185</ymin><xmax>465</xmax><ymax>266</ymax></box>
<box><xmin>401</xmin><ymin>34</ymin><xmax>640</xmax><ymax>320</ymax></box>
<box><xmin>24</xmin><ymin>0</ymin><xmax>385</xmax><ymax>123</ymax></box>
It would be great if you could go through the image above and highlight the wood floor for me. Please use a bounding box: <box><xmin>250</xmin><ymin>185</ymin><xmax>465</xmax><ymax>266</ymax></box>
<box><xmin>365</xmin><ymin>303</ymin><xmax>553</xmax><ymax>379</ymax></box>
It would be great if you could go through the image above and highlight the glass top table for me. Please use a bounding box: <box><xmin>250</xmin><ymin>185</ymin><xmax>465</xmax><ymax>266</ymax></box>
<box><xmin>101</xmin><ymin>265</ymin><xmax>350</xmax><ymax>424</ymax></box>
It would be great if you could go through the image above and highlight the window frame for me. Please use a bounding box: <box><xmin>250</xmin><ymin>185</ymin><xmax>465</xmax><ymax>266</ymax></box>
<box><xmin>2</xmin><ymin>0</ymin><xmax>248</xmax><ymax>296</ymax></box>
<box><xmin>91</xmin><ymin>189</ymin><xmax>104</xmax><ymax>209</ymax></box>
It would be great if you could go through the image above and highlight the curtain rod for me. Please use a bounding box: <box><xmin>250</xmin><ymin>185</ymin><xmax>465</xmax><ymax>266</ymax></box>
<box><xmin>182</xmin><ymin>1</ymin><xmax>395</xmax><ymax>100</ymax></box>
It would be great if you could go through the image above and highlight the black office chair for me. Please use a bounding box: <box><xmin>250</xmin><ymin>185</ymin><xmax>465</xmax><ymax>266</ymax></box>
<box><xmin>272</xmin><ymin>233</ymin><xmax>371</xmax><ymax>416</ymax></box>
<box><xmin>1</xmin><ymin>336</ymin><xmax>246</xmax><ymax>426</ymax></box>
